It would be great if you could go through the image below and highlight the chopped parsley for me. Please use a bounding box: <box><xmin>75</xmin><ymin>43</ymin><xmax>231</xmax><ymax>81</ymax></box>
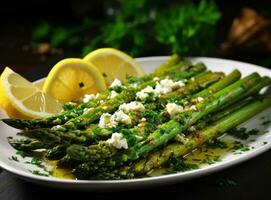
<box><xmin>207</xmin><ymin>138</ymin><xmax>228</xmax><ymax>149</ymax></box>
<box><xmin>25</xmin><ymin>157</ymin><xmax>43</xmax><ymax>167</ymax></box>
<box><xmin>29</xmin><ymin>170</ymin><xmax>49</xmax><ymax>177</ymax></box>
<box><xmin>165</xmin><ymin>155</ymin><xmax>199</xmax><ymax>172</ymax></box>
<box><xmin>228</xmin><ymin>127</ymin><xmax>259</xmax><ymax>140</ymax></box>
<box><xmin>262</xmin><ymin>120</ymin><xmax>270</xmax><ymax>125</ymax></box>
<box><xmin>9</xmin><ymin>155</ymin><xmax>18</xmax><ymax>162</ymax></box>
<box><xmin>202</xmin><ymin>155</ymin><xmax>221</xmax><ymax>165</ymax></box>
<box><xmin>16</xmin><ymin>150</ymin><xmax>27</xmax><ymax>158</ymax></box>
<box><xmin>232</xmin><ymin>141</ymin><xmax>250</xmax><ymax>153</ymax></box>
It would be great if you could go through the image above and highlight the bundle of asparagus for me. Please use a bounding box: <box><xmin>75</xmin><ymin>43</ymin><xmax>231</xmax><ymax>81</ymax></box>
<box><xmin>3</xmin><ymin>55</ymin><xmax>271</xmax><ymax>180</ymax></box>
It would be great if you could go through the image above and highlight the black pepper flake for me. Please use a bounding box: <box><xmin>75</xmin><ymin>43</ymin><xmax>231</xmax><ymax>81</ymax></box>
<box><xmin>102</xmin><ymin>73</ymin><xmax>107</xmax><ymax>78</ymax></box>
<box><xmin>79</xmin><ymin>82</ymin><xmax>85</xmax><ymax>88</ymax></box>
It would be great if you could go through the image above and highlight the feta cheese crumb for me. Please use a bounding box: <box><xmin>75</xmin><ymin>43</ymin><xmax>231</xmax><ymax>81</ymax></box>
<box><xmin>83</xmin><ymin>107</ymin><xmax>93</xmax><ymax>113</ymax></box>
<box><xmin>107</xmin><ymin>133</ymin><xmax>128</xmax><ymax>149</ymax></box>
<box><xmin>83</xmin><ymin>94</ymin><xmax>95</xmax><ymax>103</ymax></box>
<box><xmin>136</xmin><ymin>86</ymin><xmax>155</xmax><ymax>101</ymax></box>
<box><xmin>112</xmin><ymin>110</ymin><xmax>131</xmax><ymax>125</ymax></box>
<box><xmin>166</xmin><ymin>103</ymin><xmax>184</xmax><ymax>116</ymax></box>
<box><xmin>100</xmin><ymin>100</ymin><xmax>104</xmax><ymax>104</ymax></box>
<box><xmin>110</xmin><ymin>79</ymin><xmax>122</xmax><ymax>88</ymax></box>
<box><xmin>131</xmin><ymin>83</ymin><xmax>138</xmax><ymax>88</ymax></box>
<box><xmin>190</xmin><ymin>105</ymin><xmax>197</xmax><ymax>111</ymax></box>
<box><xmin>154</xmin><ymin>78</ymin><xmax>186</xmax><ymax>97</ymax></box>
<box><xmin>110</xmin><ymin>91</ymin><xmax>118</xmax><ymax>99</ymax></box>
<box><xmin>98</xmin><ymin>113</ymin><xmax>117</xmax><ymax>128</ymax></box>
<box><xmin>141</xmin><ymin>117</ymin><xmax>146</xmax><ymax>122</ymax></box>
<box><xmin>197</xmin><ymin>97</ymin><xmax>204</xmax><ymax>102</ymax></box>
<box><xmin>154</xmin><ymin>79</ymin><xmax>174</xmax><ymax>95</ymax></box>
<box><xmin>175</xmin><ymin>134</ymin><xmax>188</xmax><ymax>144</ymax></box>
<box><xmin>95</xmin><ymin>93</ymin><xmax>100</xmax><ymax>98</ymax></box>
<box><xmin>172</xmin><ymin>80</ymin><xmax>185</xmax><ymax>88</ymax></box>
<box><xmin>188</xmin><ymin>126</ymin><xmax>196</xmax><ymax>132</ymax></box>
<box><xmin>192</xmin><ymin>96</ymin><xmax>205</xmax><ymax>103</ymax></box>
<box><xmin>119</xmin><ymin>101</ymin><xmax>146</xmax><ymax>112</ymax></box>
<box><xmin>51</xmin><ymin>125</ymin><xmax>62</xmax><ymax>131</ymax></box>
<box><xmin>153</xmin><ymin>77</ymin><xmax>159</xmax><ymax>81</ymax></box>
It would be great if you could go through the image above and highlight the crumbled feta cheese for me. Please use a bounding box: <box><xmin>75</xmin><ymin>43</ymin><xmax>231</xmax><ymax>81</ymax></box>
<box><xmin>166</xmin><ymin>103</ymin><xmax>184</xmax><ymax>116</ymax></box>
<box><xmin>110</xmin><ymin>91</ymin><xmax>118</xmax><ymax>99</ymax></box>
<box><xmin>136</xmin><ymin>79</ymin><xmax>186</xmax><ymax>101</ymax></box>
<box><xmin>141</xmin><ymin>117</ymin><xmax>146</xmax><ymax>122</ymax></box>
<box><xmin>136</xmin><ymin>86</ymin><xmax>155</xmax><ymax>101</ymax></box>
<box><xmin>51</xmin><ymin>125</ymin><xmax>62</xmax><ymax>131</ymax></box>
<box><xmin>153</xmin><ymin>77</ymin><xmax>159</xmax><ymax>81</ymax></box>
<box><xmin>137</xmin><ymin>123</ymin><xmax>144</xmax><ymax>127</ymax></box>
<box><xmin>188</xmin><ymin>126</ymin><xmax>196</xmax><ymax>132</ymax></box>
<box><xmin>175</xmin><ymin>134</ymin><xmax>188</xmax><ymax>144</ymax></box>
<box><xmin>192</xmin><ymin>96</ymin><xmax>205</xmax><ymax>103</ymax></box>
<box><xmin>154</xmin><ymin>78</ymin><xmax>186</xmax><ymax>97</ymax></box>
<box><xmin>107</xmin><ymin>133</ymin><xmax>128</xmax><ymax>149</ymax></box>
<box><xmin>95</xmin><ymin>93</ymin><xmax>100</xmax><ymax>98</ymax></box>
<box><xmin>112</xmin><ymin>110</ymin><xmax>131</xmax><ymax>125</ymax></box>
<box><xmin>131</xmin><ymin>83</ymin><xmax>138</xmax><ymax>88</ymax></box>
<box><xmin>197</xmin><ymin>97</ymin><xmax>204</xmax><ymax>102</ymax></box>
<box><xmin>98</xmin><ymin>113</ymin><xmax>117</xmax><ymax>128</ymax></box>
<box><xmin>83</xmin><ymin>94</ymin><xmax>95</xmax><ymax>103</ymax></box>
<box><xmin>110</xmin><ymin>79</ymin><xmax>122</xmax><ymax>88</ymax></box>
<box><xmin>155</xmin><ymin>79</ymin><xmax>174</xmax><ymax>95</ymax></box>
<box><xmin>119</xmin><ymin>101</ymin><xmax>146</xmax><ymax>113</ymax></box>
<box><xmin>83</xmin><ymin>107</ymin><xmax>93</xmax><ymax>113</ymax></box>
<box><xmin>190</xmin><ymin>105</ymin><xmax>197</xmax><ymax>111</ymax></box>
<box><xmin>100</xmin><ymin>100</ymin><xmax>104</xmax><ymax>104</ymax></box>
<box><xmin>102</xmin><ymin>106</ymin><xmax>108</xmax><ymax>110</ymax></box>
<box><xmin>172</xmin><ymin>80</ymin><xmax>185</xmax><ymax>89</ymax></box>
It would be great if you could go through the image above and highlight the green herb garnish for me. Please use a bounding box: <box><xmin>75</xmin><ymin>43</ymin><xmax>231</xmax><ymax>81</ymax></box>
<box><xmin>232</xmin><ymin>141</ymin><xmax>250</xmax><ymax>153</ymax></box>
<box><xmin>166</xmin><ymin>155</ymin><xmax>199</xmax><ymax>172</ymax></box>
<box><xmin>207</xmin><ymin>138</ymin><xmax>228</xmax><ymax>149</ymax></box>
<box><xmin>9</xmin><ymin>155</ymin><xmax>18</xmax><ymax>162</ymax></box>
<box><xmin>228</xmin><ymin>127</ymin><xmax>259</xmax><ymax>140</ymax></box>
<box><xmin>29</xmin><ymin>170</ymin><xmax>49</xmax><ymax>177</ymax></box>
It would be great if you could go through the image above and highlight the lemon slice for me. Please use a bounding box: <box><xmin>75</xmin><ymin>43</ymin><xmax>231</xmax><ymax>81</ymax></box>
<box><xmin>0</xmin><ymin>67</ymin><xmax>62</xmax><ymax>119</ymax></box>
<box><xmin>83</xmin><ymin>48</ymin><xmax>145</xmax><ymax>84</ymax></box>
<box><xmin>43</xmin><ymin>58</ymin><xmax>106</xmax><ymax>103</ymax></box>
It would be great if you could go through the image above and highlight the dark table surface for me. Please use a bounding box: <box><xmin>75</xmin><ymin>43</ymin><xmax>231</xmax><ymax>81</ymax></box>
<box><xmin>1</xmin><ymin>33</ymin><xmax>271</xmax><ymax>200</ymax></box>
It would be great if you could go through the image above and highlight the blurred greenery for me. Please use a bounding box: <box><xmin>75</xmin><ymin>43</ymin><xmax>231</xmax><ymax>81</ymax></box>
<box><xmin>31</xmin><ymin>0</ymin><xmax>221</xmax><ymax>57</ymax></box>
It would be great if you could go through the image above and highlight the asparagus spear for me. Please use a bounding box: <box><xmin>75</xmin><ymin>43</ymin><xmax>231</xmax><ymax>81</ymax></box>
<box><xmin>125</xmin><ymin>93</ymin><xmax>271</xmax><ymax>178</ymax></box>
<box><xmin>66</xmin><ymin>72</ymin><xmax>226</xmax><ymax>162</ymax></box>
<box><xmin>54</xmin><ymin>63</ymin><xmax>206</xmax><ymax>132</ymax></box>
<box><xmin>21</xmin><ymin>72</ymin><xmax>222</xmax><ymax>146</ymax></box>
<box><xmin>8</xmin><ymin>138</ymin><xmax>44</xmax><ymax>151</ymax></box>
<box><xmin>70</xmin><ymin>73</ymin><xmax>261</xmax><ymax>176</ymax></box>
<box><xmin>2</xmin><ymin>54</ymin><xmax>187</xmax><ymax>130</ymax></box>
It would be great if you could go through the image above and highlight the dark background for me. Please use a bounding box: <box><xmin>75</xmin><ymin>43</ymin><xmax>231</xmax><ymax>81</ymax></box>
<box><xmin>1</xmin><ymin>1</ymin><xmax>271</xmax><ymax>199</ymax></box>
<box><xmin>0</xmin><ymin>0</ymin><xmax>271</xmax><ymax>81</ymax></box>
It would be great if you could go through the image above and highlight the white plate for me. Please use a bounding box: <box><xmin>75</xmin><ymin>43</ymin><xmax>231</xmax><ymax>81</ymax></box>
<box><xmin>0</xmin><ymin>57</ymin><xmax>271</xmax><ymax>191</ymax></box>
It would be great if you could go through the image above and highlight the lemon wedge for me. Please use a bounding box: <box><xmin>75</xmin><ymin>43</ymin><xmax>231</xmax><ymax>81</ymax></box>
<box><xmin>43</xmin><ymin>58</ymin><xmax>106</xmax><ymax>103</ymax></box>
<box><xmin>83</xmin><ymin>48</ymin><xmax>145</xmax><ymax>84</ymax></box>
<box><xmin>0</xmin><ymin>67</ymin><xmax>62</xmax><ymax>119</ymax></box>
